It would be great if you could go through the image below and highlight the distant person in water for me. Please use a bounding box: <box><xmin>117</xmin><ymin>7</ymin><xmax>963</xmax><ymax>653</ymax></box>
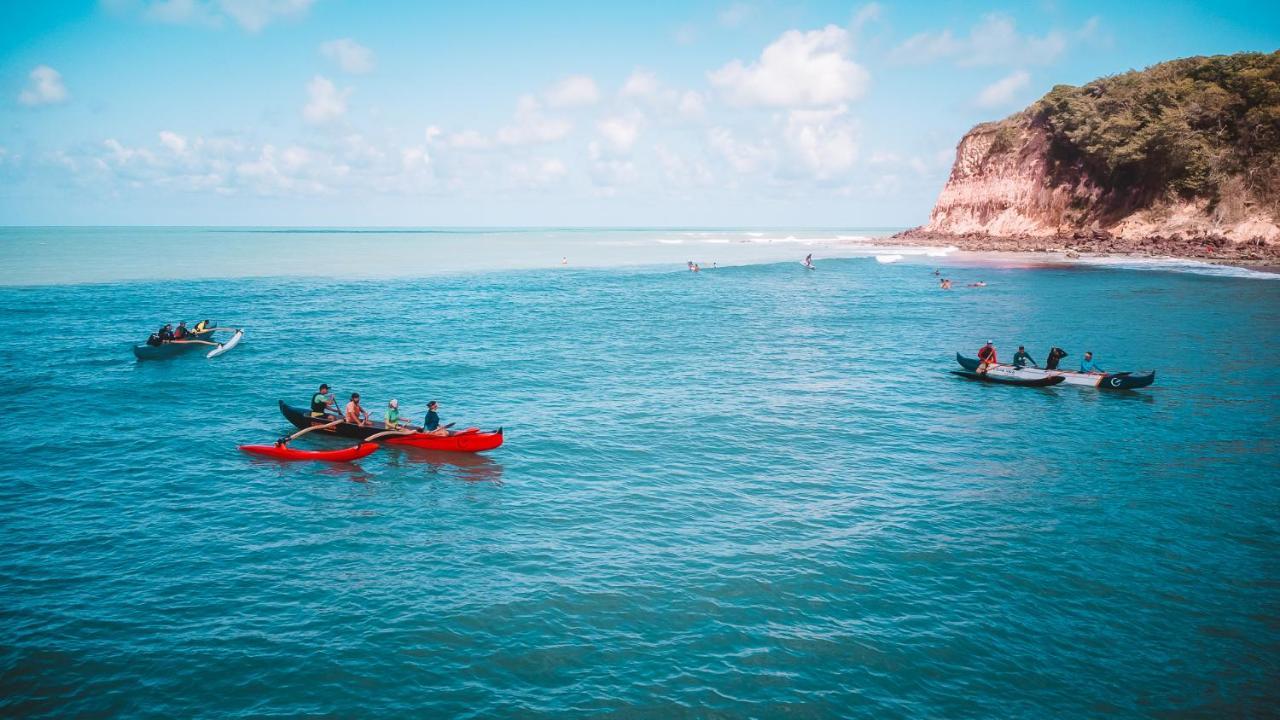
<box><xmin>1013</xmin><ymin>345</ymin><xmax>1038</xmax><ymax>368</ymax></box>
<box><xmin>345</xmin><ymin>393</ymin><xmax>370</xmax><ymax>426</ymax></box>
<box><xmin>967</xmin><ymin>281</ymin><xmax>987</xmax><ymax>287</ymax></box>
<box><xmin>976</xmin><ymin>341</ymin><xmax>998</xmax><ymax>373</ymax></box>
<box><xmin>561</xmin><ymin>257</ymin><xmax>567</xmax><ymax>265</ymax></box>
<box><xmin>1079</xmin><ymin>351</ymin><xmax>1104</xmax><ymax>374</ymax></box>
<box><xmin>423</xmin><ymin>400</ymin><xmax>448</xmax><ymax>436</ymax></box>
<box><xmin>311</xmin><ymin>383</ymin><xmax>336</xmax><ymax>418</ymax></box>
<box><xmin>933</xmin><ymin>268</ymin><xmax>940</xmax><ymax>276</ymax></box>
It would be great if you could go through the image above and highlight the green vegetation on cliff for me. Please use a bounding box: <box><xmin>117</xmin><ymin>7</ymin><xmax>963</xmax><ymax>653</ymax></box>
<box><xmin>1031</xmin><ymin>51</ymin><xmax>1280</xmax><ymax>214</ymax></box>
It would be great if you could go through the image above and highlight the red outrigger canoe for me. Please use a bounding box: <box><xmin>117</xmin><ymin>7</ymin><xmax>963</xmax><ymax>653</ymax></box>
<box><xmin>279</xmin><ymin>401</ymin><xmax>504</xmax><ymax>453</ymax></box>
<box><xmin>239</xmin><ymin>442</ymin><xmax>379</xmax><ymax>462</ymax></box>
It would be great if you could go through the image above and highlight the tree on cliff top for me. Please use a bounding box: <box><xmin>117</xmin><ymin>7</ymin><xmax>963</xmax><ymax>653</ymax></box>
<box><xmin>1032</xmin><ymin>51</ymin><xmax>1280</xmax><ymax>215</ymax></box>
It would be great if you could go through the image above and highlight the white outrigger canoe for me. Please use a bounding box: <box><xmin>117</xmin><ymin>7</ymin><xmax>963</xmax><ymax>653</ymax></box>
<box><xmin>955</xmin><ymin>353</ymin><xmax>1156</xmax><ymax>390</ymax></box>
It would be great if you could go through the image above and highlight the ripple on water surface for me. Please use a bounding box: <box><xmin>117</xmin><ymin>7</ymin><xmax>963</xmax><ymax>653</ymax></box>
<box><xmin>0</xmin><ymin>256</ymin><xmax>1277</xmax><ymax>717</ymax></box>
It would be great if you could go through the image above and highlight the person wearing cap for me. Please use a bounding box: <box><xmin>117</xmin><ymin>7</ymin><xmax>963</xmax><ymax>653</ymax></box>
<box><xmin>310</xmin><ymin>384</ymin><xmax>336</xmax><ymax>418</ymax></box>
<box><xmin>385</xmin><ymin>399</ymin><xmax>404</xmax><ymax>430</ymax></box>
<box><xmin>423</xmin><ymin>400</ymin><xmax>448</xmax><ymax>436</ymax></box>
<box><xmin>344</xmin><ymin>392</ymin><xmax>370</xmax><ymax>426</ymax></box>
<box><xmin>1013</xmin><ymin>345</ymin><xmax>1038</xmax><ymax>368</ymax></box>
<box><xmin>976</xmin><ymin>340</ymin><xmax>998</xmax><ymax>373</ymax></box>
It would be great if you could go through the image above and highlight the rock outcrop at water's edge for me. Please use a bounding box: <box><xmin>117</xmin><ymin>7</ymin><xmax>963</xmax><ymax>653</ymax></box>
<box><xmin>893</xmin><ymin>51</ymin><xmax>1280</xmax><ymax>266</ymax></box>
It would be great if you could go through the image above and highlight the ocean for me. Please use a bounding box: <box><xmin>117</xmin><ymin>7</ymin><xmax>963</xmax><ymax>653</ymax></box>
<box><xmin>0</xmin><ymin>227</ymin><xmax>1277</xmax><ymax>717</ymax></box>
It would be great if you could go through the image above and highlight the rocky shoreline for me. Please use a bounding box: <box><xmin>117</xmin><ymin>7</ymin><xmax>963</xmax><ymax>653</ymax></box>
<box><xmin>890</xmin><ymin>227</ymin><xmax>1280</xmax><ymax>272</ymax></box>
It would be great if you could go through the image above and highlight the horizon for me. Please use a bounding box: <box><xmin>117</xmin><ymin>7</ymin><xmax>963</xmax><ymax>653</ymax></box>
<box><xmin>1</xmin><ymin>2</ymin><xmax>1277</xmax><ymax>227</ymax></box>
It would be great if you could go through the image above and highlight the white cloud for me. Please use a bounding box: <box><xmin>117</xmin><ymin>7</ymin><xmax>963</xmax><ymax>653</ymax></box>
<box><xmin>678</xmin><ymin>90</ymin><xmax>706</xmax><ymax>119</ymax></box>
<box><xmin>141</xmin><ymin>0</ymin><xmax>314</xmax><ymax>31</ymax></box>
<box><xmin>709</xmin><ymin>25</ymin><xmax>870</xmax><ymax>108</ymax></box>
<box><xmin>217</xmin><ymin>0</ymin><xmax>313</xmax><ymax>32</ymax></box>
<box><xmin>597</xmin><ymin>116</ymin><xmax>640</xmax><ymax>154</ymax></box>
<box><xmin>852</xmin><ymin>3</ymin><xmax>883</xmax><ymax>31</ymax></box>
<box><xmin>588</xmin><ymin>141</ymin><xmax>637</xmax><ymax>191</ymax></box>
<box><xmin>303</xmin><ymin>75</ymin><xmax>350</xmax><ymax>124</ymax></box>
<box><xmin>654</xmin><ymin>144</ymin><xmax>713</xmax><ymax>187</ymax></box>
<box><xmin>159</xmin><ymin>130</ymin><xmax>188</xmax><ymax>154</ymax></box>
<box><xmin>890</xmin><ymin>14</ymin><xmax>1071</xmax><ymax>67</ymax></box>
<box><xmin>18</xmin><ymin>65</ymin><xmax>69</xmax><ymax>106</ymax></box>
<box><xmin>545</xmin><ymin>75</ymin><xmax>600</xmax><ymax>108</ymax></box>
<box><xmin>620</xmin><ymin>69</ymin><xmax>661</xmax><ymax>99</ymax></box>
<box><xmin>708</xmin><ymin>127</ymin><xmax>769</xmax><ymax>175</ymax></box>
<box><xmin>975</xmin><ymin>70</ymin><xmax>1030</xmax><ymax>108</ymax></box>
<box><xmin>780</xmin><ymin>106</ymin><xmax>858</xmax><ymax>180</ymax></box>
<box><xmin>321</xmin><ymin>38</ymin><xmax>375</xmax><ymax>74</ymax></box>
<box><xmin>509</xmin><ymin>157</ymin><xmax>568</xmax><ymax>188</ymax></box>
<box><xmin>718</xmin><ymin>3</ymin><xmax>754</xmax><ymax>27</ymax></box>
<box><xmin>496</xmin><ymin>95</ymin><xmax>573</xmax><ymax>145</ymax></box>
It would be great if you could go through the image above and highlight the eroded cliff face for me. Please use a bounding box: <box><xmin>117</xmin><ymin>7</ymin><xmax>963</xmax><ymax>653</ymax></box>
<box><xmin>922</xmin><ymin>117</ymin><xmax>1280</xmax><ymax>245</ymax></box>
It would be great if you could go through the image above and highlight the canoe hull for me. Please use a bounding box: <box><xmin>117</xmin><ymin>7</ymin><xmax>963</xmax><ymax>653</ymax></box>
<box><xmin>133</xmin><ymin>330</ymin><xmax>215</xmax><ymax>360</ymax></box>
<box><xmin>239</xmin><ymin>442</ymin><xmax>378</xmax><ymax>462</ymax></box>
<box><xmin>955</xmin><ymin>353</ymin><xmax>1155</xmax><ymax>389</ymax></box>
<box><xmin>950</xmin><ymin>370</ymin><xmax>1065</xmax><ymax>387</ymax></box>
<box><xmin>279</xmin><ymin>401</ymin><xmax>504</xmax><ymax>453</ymax></box>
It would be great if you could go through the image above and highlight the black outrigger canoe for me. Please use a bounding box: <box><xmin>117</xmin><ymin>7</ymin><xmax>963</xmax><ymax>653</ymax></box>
<box><xmin>950</xmin><ymin>370</ymin><xmax>1066</xmax><ymax>387</ymax></box>
<box><xmin>278</xmin><ymin>401</ymin><xmax>503</xmax><ymax>452</ymax></box>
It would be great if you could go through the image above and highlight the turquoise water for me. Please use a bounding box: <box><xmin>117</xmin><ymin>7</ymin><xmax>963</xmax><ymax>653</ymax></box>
<box><xmin>1</xmin><ymin>229</ymin><xmax>1278</xmax><ymax>717</ymax></box>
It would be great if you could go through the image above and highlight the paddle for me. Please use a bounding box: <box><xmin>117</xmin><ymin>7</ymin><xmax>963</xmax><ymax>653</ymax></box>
<box><xmin>363</xmin><ymin>428</ymin><xmax>419</xmax><ymax>443</ymax></box>
<box><xmin>277</xmin><ymin>418</ymin><xmax>342</xmax><ymax>445</ymax></box>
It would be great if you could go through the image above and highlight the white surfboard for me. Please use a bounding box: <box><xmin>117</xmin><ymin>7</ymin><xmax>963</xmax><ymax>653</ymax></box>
<box><xmin>800</xmin><ymin>261</ymin><xmax>816</xmax><ymax>270</ymax></box>
<box><xmin>207</xmin><ymin>329</ymin><xmax>243</xmax><ymax>358</ymax></box>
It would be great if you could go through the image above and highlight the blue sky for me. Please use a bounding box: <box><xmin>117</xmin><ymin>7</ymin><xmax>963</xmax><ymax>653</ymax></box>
<box><xmin>0</xmin><ymin>0</ymin><xmax>1276</xmax><ymax>226</ymax></box>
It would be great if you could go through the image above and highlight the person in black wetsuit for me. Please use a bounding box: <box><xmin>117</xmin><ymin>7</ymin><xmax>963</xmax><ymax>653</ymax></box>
<box><xmin>1045</xmin><ymin>347</ymin><xmax>1068</xmax><ymax>370</ymax></box>
<box><xmin>1013</xmin><ymin>346</ymin><xmax>1038</xmax><ymax>368</ymax></box>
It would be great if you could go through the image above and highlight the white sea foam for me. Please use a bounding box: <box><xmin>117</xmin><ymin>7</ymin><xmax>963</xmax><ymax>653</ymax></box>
<box><xmin>656</xmin><ymin>239</ymin><xmax>684</xmax><ymax>245</ymax></box>
<box><xmin>875</xmin><ymin>254</ymin><xmax>904</xmax><ymax>264</ymax></box>
<box><xmin>1072</xmin><ymin>255</ymin><xmax>1278</xmax><ymax>280</ymax></box>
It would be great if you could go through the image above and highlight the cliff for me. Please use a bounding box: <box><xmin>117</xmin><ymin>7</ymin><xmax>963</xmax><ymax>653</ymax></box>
<box><xmin>902</xmin><ymin>51</ymin><xmax>1280</xmax><ymax>263</ymax></box>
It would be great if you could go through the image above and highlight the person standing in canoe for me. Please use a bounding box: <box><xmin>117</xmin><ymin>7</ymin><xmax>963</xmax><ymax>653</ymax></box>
<box><xmin>345</xmin><ymin>392</ymin><xmax>370</xmax><ymax>426</ymax></box>
<box><xmin>423</xmin><ymin>400</ymin><xmax>448</xmax><ymax>436</ymax></box>
<box><xmin>1013</xmin><ymin>345</ymin><xmax>1038</xmax><ymax>368</ymax></box>
<box><xmin>310</xmin><ymin>384</ymin><xmax>337</xmax><ymax>418</ymax></box>
<box><xmin>1079</xmin><ymin>351</ymin><xmax>1105</xmax><ymax>374</ymax></box>
<box><xmin>976</xmin><ymin>341</ymin><xmax>998</xmax><ymax>373</ymax></box>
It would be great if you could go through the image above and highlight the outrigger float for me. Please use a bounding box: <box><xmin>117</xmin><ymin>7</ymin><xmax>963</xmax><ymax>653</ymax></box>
<box><xmin>955</xmin><ymin>353</ymin><xmax>1156</xmax><ymax>390</ymax></box>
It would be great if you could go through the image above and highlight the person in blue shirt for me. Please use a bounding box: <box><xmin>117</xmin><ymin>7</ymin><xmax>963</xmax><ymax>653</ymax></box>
<box><xmin>1079</xmin><ymin>351</ymin><xmax>1104</xmax><ymax>374</ymax></box>
<box><xmin>423</xmin><ymin>400</ymin><xmax>448</xmax><ymax>436</ymax></box>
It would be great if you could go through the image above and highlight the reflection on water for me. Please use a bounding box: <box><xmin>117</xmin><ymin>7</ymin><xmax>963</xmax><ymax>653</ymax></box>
<box><xmin>384</xmin><ymin>447</ymin><xmax>505</xmax><ymax>484</ymax></box>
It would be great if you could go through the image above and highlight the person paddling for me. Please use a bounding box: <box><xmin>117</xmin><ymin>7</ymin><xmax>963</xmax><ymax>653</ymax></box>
<box><xmin>345</xmin><ymin>392</ymin><xmax>370</xmax><ymax>426</ymax></box>
<box><xmin>173</xmin><ymin>321</ymin><xmax>189</xmax><ymax>340</ymax></box>
<box><xmin>1079</xmin><ymin>351</ymin><xmax>1105</xmax><ymax>374</ymax></box>
<box><xmin>1013</xmin><ymin>345</ymin><xmax>1038</xmax><ymax>368</ymax></box>
<box><xmin>976</xmin><ymin>340</ymin><xmax>998</xmax><ymax>373</ymax></box>
<box><xmin>385</xmin><ymin>399</ymin><xmax>405</xmax><ymax>430</ymax></box>
<box><xmin>423</xmin><ymin>400</ymin><xmax>448</xmax><ymax>436</ymax></box>
<box><xmin>311</xmin><ymin>383</ymin><xmax>337</xmax><ymax>418</ymax></box>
